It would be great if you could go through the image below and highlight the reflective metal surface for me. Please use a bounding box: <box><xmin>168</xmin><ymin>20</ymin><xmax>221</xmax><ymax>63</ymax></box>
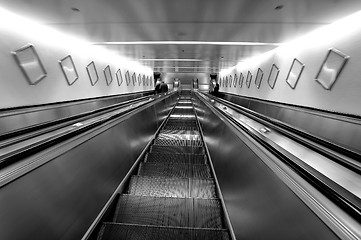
<box><xmin>193</xmin><ymin>95</ymin><xmax>339</xmax><ymax>240</ymax></box>
<box><xmin>0</xmin><ymin>94</ymin><xmax>177</xmax><ymax>240</ymax></box>
<box><xmin>87</xmin><ymin>91</ymin><xmax>232</xmax><ymax>240</ymax></box>
<box><xmin>219</xmin><ymin>93</ymin><xmax>361</xmax><ymax>156</ymax></box>
<box><xmin>0</xmin><ymin>91</ymin><xmax>154</xmax><ymax>137</ymax></box>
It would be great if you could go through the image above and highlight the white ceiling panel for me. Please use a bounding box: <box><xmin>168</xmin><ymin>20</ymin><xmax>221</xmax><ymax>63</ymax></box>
<box><xmin>1</xmin><ymin>0</ymin><xmax>361</xmax><ymax>73</ymax></box>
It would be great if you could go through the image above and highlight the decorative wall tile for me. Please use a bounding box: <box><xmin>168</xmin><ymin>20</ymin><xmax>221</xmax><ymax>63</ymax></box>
<box><xmin>59</xmin><ymin>55</ymin><xmax>78</xmax><ymax>85</ymax></box>
<box><xmin>132</xmin><ymin>73</ymin><xmax>136</xmax><ymax>86</ymax></box>
<box><xmin>239</xmin><ymin>73</ymin><xmax>244</xmax><ymax>88</ymax></box>
<box><xmin>138</xmin><ymin>74</ymin><xmax>142</xmax><ymax>86</ymax></box>
<box><xmin>234</xmin><ymin>74</ymin><xmax>238</xmax><ymax>87</ymax></box>
<box><xmin>286</xmin><ymin>58</ymin><xmax>305</xmax><ymax>89</ymax></box>
<box><xmin>255</xmin><ymin>68</ymin><xmax>264</xmax><ymax>89</ymax></box>
<box><xmin>315</xmin><ymin>48</ymin><xmax>349</xmax><ymax>90</ymax></box>
<box><xmin>246</xmin><ymin>71</ymin><xmax>252</xmax><ymax>88</ymax></box>
<box><xmin>104</xmin><ymin>65</ymin><xmax>113</xmax><ymax>86</ymax></box>
<box><xmin>12</xmin><ymin>44</ymin><xmax>47</xmax><ymax>85</ymax></box>
<box><xmin>86</xmin><ymin>61</ymin><xmax>99</xmax><ymax>86</ymax></box>
<box><xmin>125</xmin><ymin>71</ymin><xmax>131</xmax><ymax>86</ymax></box>
<box><xmin>116</xmin><ymin>69</ymin><xmax>123</xmax><ymax>86</ymax></box>
<box><xmin>267</xmin><ymin>64</ymin><xmax>280</xmax><ymax>89</ymax></box>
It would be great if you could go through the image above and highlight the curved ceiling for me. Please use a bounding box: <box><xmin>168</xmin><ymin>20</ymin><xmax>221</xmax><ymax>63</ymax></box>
<box><xmin>2</xmin><ymin>0</ymin><xmax>361</xmax><ymax>73</ymax></box>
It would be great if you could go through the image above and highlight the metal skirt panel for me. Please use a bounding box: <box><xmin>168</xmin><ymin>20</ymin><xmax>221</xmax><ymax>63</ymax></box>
<box><xmin>193</xmin><ymin>96</ymin><xmax>339</xmax><ymax>240</ymax></box>
<box><xmin>0</xmin><ymin>95</ymin><xmax>176</xmax><ymax>240</ymax></box>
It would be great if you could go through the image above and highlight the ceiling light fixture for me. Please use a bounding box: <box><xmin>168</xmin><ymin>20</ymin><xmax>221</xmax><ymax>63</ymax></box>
<box><xmin>156</xmin><ymin>67</ymin><xmax>215</xmax><ymax>69</ymax></box>
<box><xmin>139</xmin><ymin>59</ymin><xmax>204</xmax><ymax>61</ymax></box>
<box><xmin>90</xmin><ymin>41</ymin><xmax>282</xmax><ymax>46</ymax></box>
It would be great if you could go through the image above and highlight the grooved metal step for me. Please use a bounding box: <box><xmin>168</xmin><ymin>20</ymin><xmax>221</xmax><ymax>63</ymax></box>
<box><xmin>163</xmin><ymin>121</ymin><xmax>198</xmax><ymax>128</ymax></box>
<box><xmin>159</xmin><ymin>129</ymin><xmax>200</xmax><ymax>136</ymax></box>
<box><xmin>95</xmin><ymin>95</ymin><xmax>231</xmax><ymax>240</ymax></box>
<box><xmin>113</xmin><ymin>195</ymin><xmax>191</xmax><ymax>227</ymax></box>
<box><xmin>112</xmin><ymin>195</ymin><xmax>224</xmax><ymax>229</ymax></box>
<box><xmin>157</xmin><ymin>133</ymin><xmax>201</xmax><ymax>141</ymax></box>
<box><xmin>138</xmin><ymin>163</ymin><xmax>212</xmax><ymax>179</ymax></box>
<box><xmin>144</xmin><ymin>152</ymin><xmax>207</xmax><ymax>165</ymax></box>
<box><xmin>153</xmin><ymin>137</ymin><xmax>203</xmax><ymax>147</ymax></box>
<box><xmin>98</xmin><ymin>223</ymin><xmax>230</xmax><ymax>240</ymax></box>
<box><xmin>172</xmin><ymin>109</ymin><xmax>194</xmax><ymax>115</ymax></box>
<box><xmin>166</xmin><ymin>118</ymin><xmax>197</xmax><ymax>123</ymax></box>
<box><xmin>127</xmin><ymin>176</ymin><xmax>217</xmax><ymax>198</ymax></box>
<box><xmin>150</xmin><ymin>145</ymin><xmax>205</xmax><ymax>154</ymax></box>
<box><xmin>162</xmin><ymin>124</ymin><xmax>198</xmax><ymax>131</ymax></box>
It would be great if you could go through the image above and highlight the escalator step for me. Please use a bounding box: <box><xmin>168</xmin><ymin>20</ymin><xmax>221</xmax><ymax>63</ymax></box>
<box><xmin>144</xmin><ymin>152</ymin><xmax>206</xmax><ymax>165</ymax></box>
<box><xmin>165</xmin><ymin>119</ymin><xmax>197</xmax><ymax>124</ymax></box>
<box><xmin>128</xmin><ymin>176</ymin><xmax>189</xmax><ymax>198</ymax></box>
<box><xmin>150</xmin><ymin>145</ymin><xmax>205</xmax><ymax>154</ymax></box>
<box><xmin>98</xmin><ymin>223</ymin><xmax>230</xmax><ymax>240</ymax></box>
<box><xmin>157</xmin><ymin>133</ymin><xmax>201</xmax><ymax>141</ymax></box>
<box><xmin>153</xmin><ymin>138</ymin><xmax>203</xmax><ymax>147</ymax></box>
<box><xmin>162</xmin><ymin>125</ymin><xmax>198</xmax><ymax>131</ymax></box>
<box><xmin>159</xmin><ymin>129</ymin><xmax>200</xmax><ymax>136</ymax></box>
<box><xmin>191</xmin><ymin>179</ymin><xmax>217</xmax><ymax>199</ymax></box>
<box><xmin>193</xmin><ymin>164</ymin><xmax>212</xmax><ymax>179</ymax></box>
<box><xmin>138</xmin><ymin>163</ymin><xmax>190</xmax><ymax>178</ymax></box>
<box><xmin>194</xmin><ymin>198</ymin><xmax>224</xmax><ymax>229</ymax></box>
<box><xmin>112</xmin><ymin>195</ymin><xmax>225</xmax><ymax>229</ymax></box>
<box><xmin>138</xmin><ymin>163</ymin><xmax>212</xmax><ymax>179</ymax></box>
<box><xmin>113</xmin><ymin>195</ymin><xmax>191</xmax><ymax>227</ymax></box>
<box><xmin>128</xmin><ymin>176</ymin><xmax>217</xmax><ymax>198</ymax></box>
<box><xmin>172</xmin><ymin>108</ymin><xmax>194</xmax><ymax>114</ymax></box>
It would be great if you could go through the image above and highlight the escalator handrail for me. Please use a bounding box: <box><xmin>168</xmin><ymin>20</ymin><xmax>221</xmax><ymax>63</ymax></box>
<box><xmin>0</xmin><ymin>94</ymin><xmax>158</xmax><ymax>144</ymax></box>
<box><xmin>196</xmin><ymin>91</ymin><xmax>361</xmax><ymax>224</ymax></box>
<box><xmin>203</xmin><ymin>92</ymin><xmax>361</xmax><ymax>174</ymax></box>
<box><xmin>0</xmin><ymin>92</ymin><xmax>176</xmax><ymax>185</ymax></box>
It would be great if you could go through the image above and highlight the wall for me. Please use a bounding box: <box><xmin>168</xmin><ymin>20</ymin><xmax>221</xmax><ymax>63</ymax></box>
<box><xmin>219</xmin><ymin>11</ymin><xmax>361</xmax><ymax>116</ymax></box>
<box><xmin>0</xmin><ymin>7</ymin><xmax>153</xmax><ymax>109</ymax></box>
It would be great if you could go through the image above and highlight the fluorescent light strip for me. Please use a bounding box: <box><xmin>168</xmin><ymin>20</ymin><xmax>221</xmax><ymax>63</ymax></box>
<box><xmin>170</xmin><ymin>115</ymin><xmax>195</xmax><ymax>118</ymax></box>
<box><xmin>90</xmin><ymin>41</ymin><xmax>281</xmax><ymax>46</ymax></box>
<box><xmin>157</xmin><ymin>67</ymin><xmax>214</xmax><ymax>69</ymax></box>
<box><xmin>175</xmin><ymin>106</ymin><xmax>193</xmax><ymax>109</ymax></box>
<box><xmin>140</xmin><ymin>59</ymin><xmax>203</xmax><ymax>61</ymax></box>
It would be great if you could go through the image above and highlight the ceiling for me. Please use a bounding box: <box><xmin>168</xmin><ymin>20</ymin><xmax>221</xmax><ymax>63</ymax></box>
<box><xmin>2</xmin><ymin>0</ymin><xmax>361</xmax><ymax>73</ymax></box>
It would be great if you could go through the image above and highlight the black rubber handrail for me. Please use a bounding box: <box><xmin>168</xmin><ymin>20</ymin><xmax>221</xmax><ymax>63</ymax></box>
<box><xmin>205</xmin><ymin>93</ymin><xmax>361</xmax><ymax>174</ymax></box>
<box><xmin>0</xmin><ymin>93</ymin><xmax>173</xmax><ymax>169</ymax></box>
<box><xmin>0</xmin><ymin>95</ymin><xmax>156</xmax><ymax>147</ymax></box>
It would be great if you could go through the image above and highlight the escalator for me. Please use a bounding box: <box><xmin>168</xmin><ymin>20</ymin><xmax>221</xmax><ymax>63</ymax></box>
<box><xmin>94</xmin><ymin>92</ymin><xmax>232</xmax><ymax>239</ymax></box>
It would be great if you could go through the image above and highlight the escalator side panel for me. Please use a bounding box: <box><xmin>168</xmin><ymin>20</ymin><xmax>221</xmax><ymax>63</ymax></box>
<box><xmin>193</xmin><ymin>96</ymin><xmax>339</xmax><ymax>240</ymax></box>
<box><xmin>0</xmin><ymin>91</ymin><xmax>155</xmax><ymax>137</ymax></box>
<box><xmin>0</xmin><ymin>96</ymin><xmax>176</xmax><ymax>240</ymax></box>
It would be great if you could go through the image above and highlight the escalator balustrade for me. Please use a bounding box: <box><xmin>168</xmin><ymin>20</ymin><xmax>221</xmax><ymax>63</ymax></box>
<box><xmin>96</xmin><ymin>93</ymin><xmax>231</xmax><ymax>240</ymax></box>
